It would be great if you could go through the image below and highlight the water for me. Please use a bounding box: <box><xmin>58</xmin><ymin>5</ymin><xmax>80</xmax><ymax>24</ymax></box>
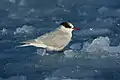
<box><xmin>0</xmin><ymin>0</ymin><xmax>120</xmax><ymax>80</ymax></box>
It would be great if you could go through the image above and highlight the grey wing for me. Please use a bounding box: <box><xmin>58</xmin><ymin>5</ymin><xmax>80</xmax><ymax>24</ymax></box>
<box><xmin>20</xmin><ymin>30</ymin><xmax>58</xmax><ymax>46</ymax></box>
<box><xmin>20</xmin><ymin>39</ymin><xmax>36</xmax><ymax>44</ymax></box>
<box><xmin>20</xmin><ymin>38</ymin><xmax>47</xmax><ymax>48</ymax></box>
<box><xmin>21</xmin><ymin>31</ymin><xmax>56</xmax><ymax>44</ymax></box>
<box><xmin>36</xmin><ymin>30</ymin><xmax>71</xmax><ymax>49</ymax></box>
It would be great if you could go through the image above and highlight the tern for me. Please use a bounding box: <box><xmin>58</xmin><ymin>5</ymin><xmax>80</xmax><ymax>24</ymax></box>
<box><xmin>19</xmin><ymin>22</ymin><xmax>80</xmax><ymax>51</ymax></box>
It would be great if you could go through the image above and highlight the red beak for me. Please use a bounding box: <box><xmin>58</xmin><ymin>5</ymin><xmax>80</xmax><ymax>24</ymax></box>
<box><xmin>72</xmin><ymin>28</ymin><xmax>80</xmax><ymax>30</ymax></box>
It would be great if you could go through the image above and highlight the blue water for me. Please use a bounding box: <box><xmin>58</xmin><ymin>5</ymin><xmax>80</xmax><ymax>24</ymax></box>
<box><xmin>0</xmin><ymin>0</ymin><xmax>120</xmax><ymax>80</ymax></box>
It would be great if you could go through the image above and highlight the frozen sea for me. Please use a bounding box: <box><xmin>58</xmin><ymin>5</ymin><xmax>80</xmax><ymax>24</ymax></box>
<box><xmin>0</xmin><ymin>0</ymin><xmax>120</xmax><ymax>80</ymax></box>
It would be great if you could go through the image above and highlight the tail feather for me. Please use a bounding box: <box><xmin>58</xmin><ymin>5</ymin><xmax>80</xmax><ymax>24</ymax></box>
<box><xmin>16</xmin><ymin>44</ymin><xmax>30</xmax><ymax>48</ymax></box>
<box><xmin>16</xmin><ymin>40</ymin><xmax>35</xmax><ymax>48</ymax></box>
<box><xmin>16</xmin><ymin>39</ymin><xmax>47</xmax><ymax>48</ymax></box>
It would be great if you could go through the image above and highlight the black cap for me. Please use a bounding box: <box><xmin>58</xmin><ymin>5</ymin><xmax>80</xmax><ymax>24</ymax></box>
<box><xmin>60</xmin><ymin>22</ymin><xmax>72</xmax><ymax>28</ymax></box>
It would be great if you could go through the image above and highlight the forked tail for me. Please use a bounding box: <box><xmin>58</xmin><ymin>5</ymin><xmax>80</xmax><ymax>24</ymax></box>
<box><xmin>16</xmin><ymin>40</ymin><xmax>47</xmax><ymax>48</ymax></box>
<box><xmin>16</xmin><ymin>40</ymin><xmax>35</xmax><ymax>48</ymax></box>
<box><xmin>16</xmin><ymin>44</ymin><xmax>30</xmax><ymax>47</ymax></box>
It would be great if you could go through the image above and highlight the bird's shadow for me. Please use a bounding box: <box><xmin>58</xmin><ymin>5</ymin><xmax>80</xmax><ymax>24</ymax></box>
<box><xmin>15</xmin><ymin>45</ymin><xmax>66</xmax><ymax>56</ymax></box>
<box><xmin>46</xmin><ymin>50</ymin><xmax>64</xmax><ymax>55</ymax></box>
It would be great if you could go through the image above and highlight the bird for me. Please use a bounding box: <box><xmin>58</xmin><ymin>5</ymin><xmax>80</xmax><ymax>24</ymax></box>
<box><xmin>18</xmin><ymin>22</ymin><xmax>80</xmax><ymax>51</ymax></box>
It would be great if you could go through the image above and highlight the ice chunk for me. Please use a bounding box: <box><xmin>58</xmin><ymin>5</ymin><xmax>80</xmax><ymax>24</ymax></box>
<box><xmin>19</xmin><ymin>0</ymin><xmax>26</xmax><ymax>6</ymax></box>
<box><xmin>36</xmin><ymin>49</ymin><xmax>47</xmax><ymax>56</ymax></box>
<box><xmin>28</xmin><ymin>8</ymin><xmax>35</xmax><ymax>13</ymax></box>
<box><xmin>1</xmin><ymin>28</ymin><xmax>8</xmax><ymax>35</ymax></box>
<box><xmin>98</xmin><ymin>7</ymin><xmax>108</xmax><ymax>13</ymax></box>
<box><xmin>70</xmin><ymin>43</ymin><xmax>81</xmax><ymax>50</ymax></box>
<box><xmin>90</xmin><ymin>37</ymin><xmax>110</xmax><ymax>47</ymax></box>
<box><xmin>83</xmin><ymin>36</ymin><xmax>120</xmax><ymax>53</ymax></box>
<box><xmin>86</xmin><ymin>37</ymin><xmax>110</xmax><ymax>53</ymax></box>
<box><xmin>64</xmin><ymin>50</ymin><xmax>78</xmax><ymax>58</ymax></box>
<box><xmin>14</xmin><ymin>25</ymin><xmax>36</xmax><ymax>35</ymax></box>
<box><xmin>81</xmin><ymin>42</ymin><xmax>90</xmax><ymax>52</ymax></box>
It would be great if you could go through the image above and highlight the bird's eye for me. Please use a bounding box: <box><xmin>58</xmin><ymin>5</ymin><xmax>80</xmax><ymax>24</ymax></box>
<box><xmin>60</xmin><ymin>22</ymin><xmax>72</xmax><ymax>28</ymax></box>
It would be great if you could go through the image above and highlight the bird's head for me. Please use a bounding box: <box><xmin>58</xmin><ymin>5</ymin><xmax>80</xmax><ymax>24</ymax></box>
<box><xmin>59</xmin><ymin>22</ymin><xmax>80</xmax><ymax>33</ymax></box>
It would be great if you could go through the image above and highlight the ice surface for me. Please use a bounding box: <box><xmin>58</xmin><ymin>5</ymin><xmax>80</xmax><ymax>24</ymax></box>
<box><xmin>52</xmin><ymin>67</ymin><xmax>95</xmax><ymax>79</ymax></box>
<box><xmin>44</xmin><ymin>77</ymin><xmax>78</xmax><ymax>80</ymax></box>
<box><xmin>107</xmin><ymin>45</ymin><xmax>120</xmax><ymax>53</ymax></box>
<box><xmin>0</xmin><ymin>76</ymin><xmax>26</xmax><ymax>80</ymax></box>
<box><xmin>74</xmin><ymin>28</ymin><xmax>112</xmax><ymax>37</ymax></box>
<box><xmin>91</xmin><ymin>18</ymin><xmax>114</xmax><ymax>27</ymax></box>
<box><xmin>1</xmin><ymin>0</ymin><xmax>120</xmax><ymax>80</ymax></box>
<box><xmin>14</xmin><ymin>25</ymin><xmax>36</xmax><ymax>35</ymax></box>
<box><xmin>98</xmin><ymin>7</ymin><xmax>120</xmax><ymax>17</ymax></box>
